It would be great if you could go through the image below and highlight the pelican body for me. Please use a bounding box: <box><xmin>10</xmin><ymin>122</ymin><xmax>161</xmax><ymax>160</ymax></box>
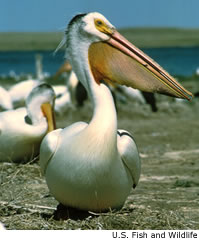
<box><xmin>0</xmin><ymin>86</ymin><xmax>13</xmax><ymax>111</ymax></box>
<box><xmin>40</xmin><ymin>13</ymin><xmax>192</xmax><ymax>211</ymax></box>
<box><xmin>0</xmin><ymin>84</ymin><xmax>55</xmax><ymax>163</ymax></box>
<box><xmin>9</xmin><ymin>79</ymin><xmax>38</xmax><ymax>108</ymax></box>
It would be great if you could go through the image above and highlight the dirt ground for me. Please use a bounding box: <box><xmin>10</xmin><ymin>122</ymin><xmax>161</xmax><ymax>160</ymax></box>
<box><xmin>0</xmin><ymin>79</ymin><xmax>199</xmax><ymax>230</ymax></box>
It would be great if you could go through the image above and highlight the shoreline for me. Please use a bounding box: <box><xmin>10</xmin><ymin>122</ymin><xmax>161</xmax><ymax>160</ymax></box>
<box><xmin>1</xmin><ymin>27</ymin><xmax>199</xmax><ymax>51</ymax></box>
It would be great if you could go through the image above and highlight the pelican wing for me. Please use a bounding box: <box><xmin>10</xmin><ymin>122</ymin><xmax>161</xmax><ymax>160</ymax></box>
<box><xmin>117</xmin><ymin>130</ymin><xmax>141</xmax><ymax>188</ymax></box>
<box><xmin>40</xmin><ymin>128</ymin><xmax>62</xmax><ymax>175</ymax></box>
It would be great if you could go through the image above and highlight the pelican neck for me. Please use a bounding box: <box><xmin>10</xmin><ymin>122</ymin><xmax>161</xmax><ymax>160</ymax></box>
<box><xmin>68</xmin><ymin>40</ymin><xmax>118</xmax><ymax>140</ymax></box>
<box><xmin>87</xmin><ymin>74</ymin><xmax>118</xmax><ymax>154</ymax></box>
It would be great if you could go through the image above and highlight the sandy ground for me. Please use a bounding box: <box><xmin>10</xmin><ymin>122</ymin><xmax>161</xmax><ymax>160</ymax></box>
<box><xmin>0</xmin><ymin>79</ymin><xmax>199</xmax><ymax>230</ymax></box>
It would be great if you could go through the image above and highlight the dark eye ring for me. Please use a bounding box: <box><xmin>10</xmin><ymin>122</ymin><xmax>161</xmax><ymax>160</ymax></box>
<box><xmin>97</xmin><ymin>20</ymin><xmax>102</xmax><ymax>25</ymax></box>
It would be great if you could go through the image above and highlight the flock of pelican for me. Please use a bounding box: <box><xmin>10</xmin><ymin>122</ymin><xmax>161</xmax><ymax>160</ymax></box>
<box><xmin>0</xmin><ymin>12</ymin><xmax>193</xmax><ymax>213</ymax></box>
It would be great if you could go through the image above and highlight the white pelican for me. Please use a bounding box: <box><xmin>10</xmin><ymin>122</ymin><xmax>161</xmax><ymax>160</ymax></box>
<box><xmin>40</xmin><ymin>12</ymin><xmax>193</xmax><ymax>212</ymax></box>
<box><xmin>0</xmin><ymin>84</ymin><xmax>55</xmax><ymax>163</ymax></box>
<box><xmin>54</xmin><ymin>61</ymin><xmax>79</xmax><ymax>106</ymax></box>
<box><xmin>0</xmin><ymin>86</ymin><xmax>13</xmax><ymax>111</ymax></box>
<box><xmin>9</xmin><ymin>54</ymin><xmax>44</xmax><ymax>108</ymax></box>
<box><xmin>67</xmin><ymin>70</ymin><xmax>79</xmax><ymax>105</ymax></box>
<box><xmin>118</xmin><ymin>85</ymin><xmax>146</xmax><ymax>104</ymax></box>
<box><xmin>117</xmin><ymin>86</ymin><xmax>158</xmax><ymax>112</ymax></box>
<box><xmin>53</xmin><ymin>85</ymin><xmax>71</xmax><ymax>114</ymax></box>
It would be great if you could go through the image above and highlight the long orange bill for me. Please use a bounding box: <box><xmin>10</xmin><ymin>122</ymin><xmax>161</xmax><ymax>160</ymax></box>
<box><xmin>41</xmin><ymin>102</ymin><xmax>56</xmax><ymax>132</ymax></box>
<box><xmin>54</xmin><ymin>61</ymin><xmax>72</xmax><ymax>78</ymax></box>
<box><xmin>88</xmin><ymin>30</ymin><xmax>193</xmax><ymax>101</ymax></box>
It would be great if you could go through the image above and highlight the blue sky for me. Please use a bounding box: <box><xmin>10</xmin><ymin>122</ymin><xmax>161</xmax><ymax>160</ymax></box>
<box><xmin>1</xmin><ymin>0</ymin><xmax>199</xmax><ymax>32</ymax></box>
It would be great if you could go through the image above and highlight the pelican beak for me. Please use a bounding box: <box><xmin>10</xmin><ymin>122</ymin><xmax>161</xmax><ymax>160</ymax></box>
<box><xmin>88</xmin><ymin>30</ymin><xmax>193</xmax><ymax>101</ymax></box>
<box><xmin>41</xmin><ymin>102</ymin><xmax>56</xmax><ymax>132</ymax></box>
<box><xmin>54</xmin><ymin>61</ymin><xmax>72</xmax><ymax>78</ymax></box>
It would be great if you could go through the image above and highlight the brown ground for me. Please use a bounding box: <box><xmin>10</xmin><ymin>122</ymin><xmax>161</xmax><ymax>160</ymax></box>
<box><xmin>0</xmin><ymin>79</ymin><xmax>199</xmax><ymax>230</ymax></box>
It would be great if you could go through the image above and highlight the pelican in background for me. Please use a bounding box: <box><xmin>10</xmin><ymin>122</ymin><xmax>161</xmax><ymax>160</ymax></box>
<box><xmin>0</xmin><ymin>86</ymin><xmax>13</xmax><ymax>111</ymax></box>
<box><xmin>40</xmin><ymin>12</ymin><xmax>192</xmax><ymax>212</ymax></box>
<box><xmin>53</xmin><ymin>85</ymin><xmax>71</xmax><ymax>114</ymax></box>
<box><xmin>9</xmin><ymin>54</ymin><xmax>45</xmax><ymax>108</ymax></box>
<box><xmin>0</xmin><ymin>84</ymin><xmax>55</xmax><ymax>163</ymax></box>
<box><xmin>117</xmin><ymin>85</ymin><xmax>158</xmax><ymax>112</ymax></box>
<box><xmin>54</xmin><ymin>61</ymin><xmax>79</xmax><ymax>106</ymax></box>
<box><xmin>52</xmin><ymin>62</ymin><xmax>76</xmax><ymax>113</ymax></box>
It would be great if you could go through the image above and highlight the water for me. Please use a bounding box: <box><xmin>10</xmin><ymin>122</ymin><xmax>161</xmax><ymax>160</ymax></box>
<box><xmin>0</xmin><ymin>47</ymin><xmax>199</xmax><ymax>77</ymax></box>
<box><xmin>144</xmin><ymin>47</ymin><xmax>199</xmax><ymax>76</ymax></box>
<box><xmin>0</xmin><ymin>51</ymin><xmax>65</xmax><ymax>77</ymax></box>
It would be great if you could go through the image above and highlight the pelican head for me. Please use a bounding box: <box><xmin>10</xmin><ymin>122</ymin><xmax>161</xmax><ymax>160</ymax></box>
<box><xmin>67</xmin><ymin>12</ymin><xmax>114</xmax><ymax>42</ymax></box>
<box><xmin>26</xmin><ymin>83</ymin><xmax>56</xmax><ymax>132</ymax></box>
<box><xmin>64</xmin><ymin>12</ymin><xmax>192</xmax><ymax>101</ymax></box>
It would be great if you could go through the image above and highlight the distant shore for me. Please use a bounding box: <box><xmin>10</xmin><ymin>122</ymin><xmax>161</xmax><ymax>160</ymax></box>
<box><xmin>0</xmin><ymin>27</ymin><xmax>199</xmax><ymax>51</ymax></box>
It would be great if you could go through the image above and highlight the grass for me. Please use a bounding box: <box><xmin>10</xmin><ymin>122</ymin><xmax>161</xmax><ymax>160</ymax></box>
<box><xmin>0</xmin><ymin>32</ymin><xmax>63</xmax><ymax>51</ymax></box>
<box><xmin>0</xmin><ymin>27</ymin><xmax>199</xmax><ymax>51</ymax></box>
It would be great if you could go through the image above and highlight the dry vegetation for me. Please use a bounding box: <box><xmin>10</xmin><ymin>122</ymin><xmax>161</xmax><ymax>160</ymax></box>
<box><xmin>0</xmin><ymin>77</ymin><xmax>199</xmax><ymax>230</ymax></box>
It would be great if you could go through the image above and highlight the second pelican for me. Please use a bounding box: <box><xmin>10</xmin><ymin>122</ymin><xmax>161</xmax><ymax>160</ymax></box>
<box><xmin>0</xmin><ymin>84</ymin><xmax>55</xmax><ymax>163</ymax></box>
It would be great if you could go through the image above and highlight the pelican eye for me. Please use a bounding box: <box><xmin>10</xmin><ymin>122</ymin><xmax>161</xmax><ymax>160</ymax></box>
<box><xmin>97</xmin><ymin>20</ymin><xmax>102</xmax><ymax>25</ymax></box>
<box><xmin>94</xmin><ymin>18</ymin><xmax>105</xmax><ymax>27</ymax></box>
<box><xmin>94</xmin><ymin>18</ymin><xmax>113</xmax><ymax>35</ymax></box>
